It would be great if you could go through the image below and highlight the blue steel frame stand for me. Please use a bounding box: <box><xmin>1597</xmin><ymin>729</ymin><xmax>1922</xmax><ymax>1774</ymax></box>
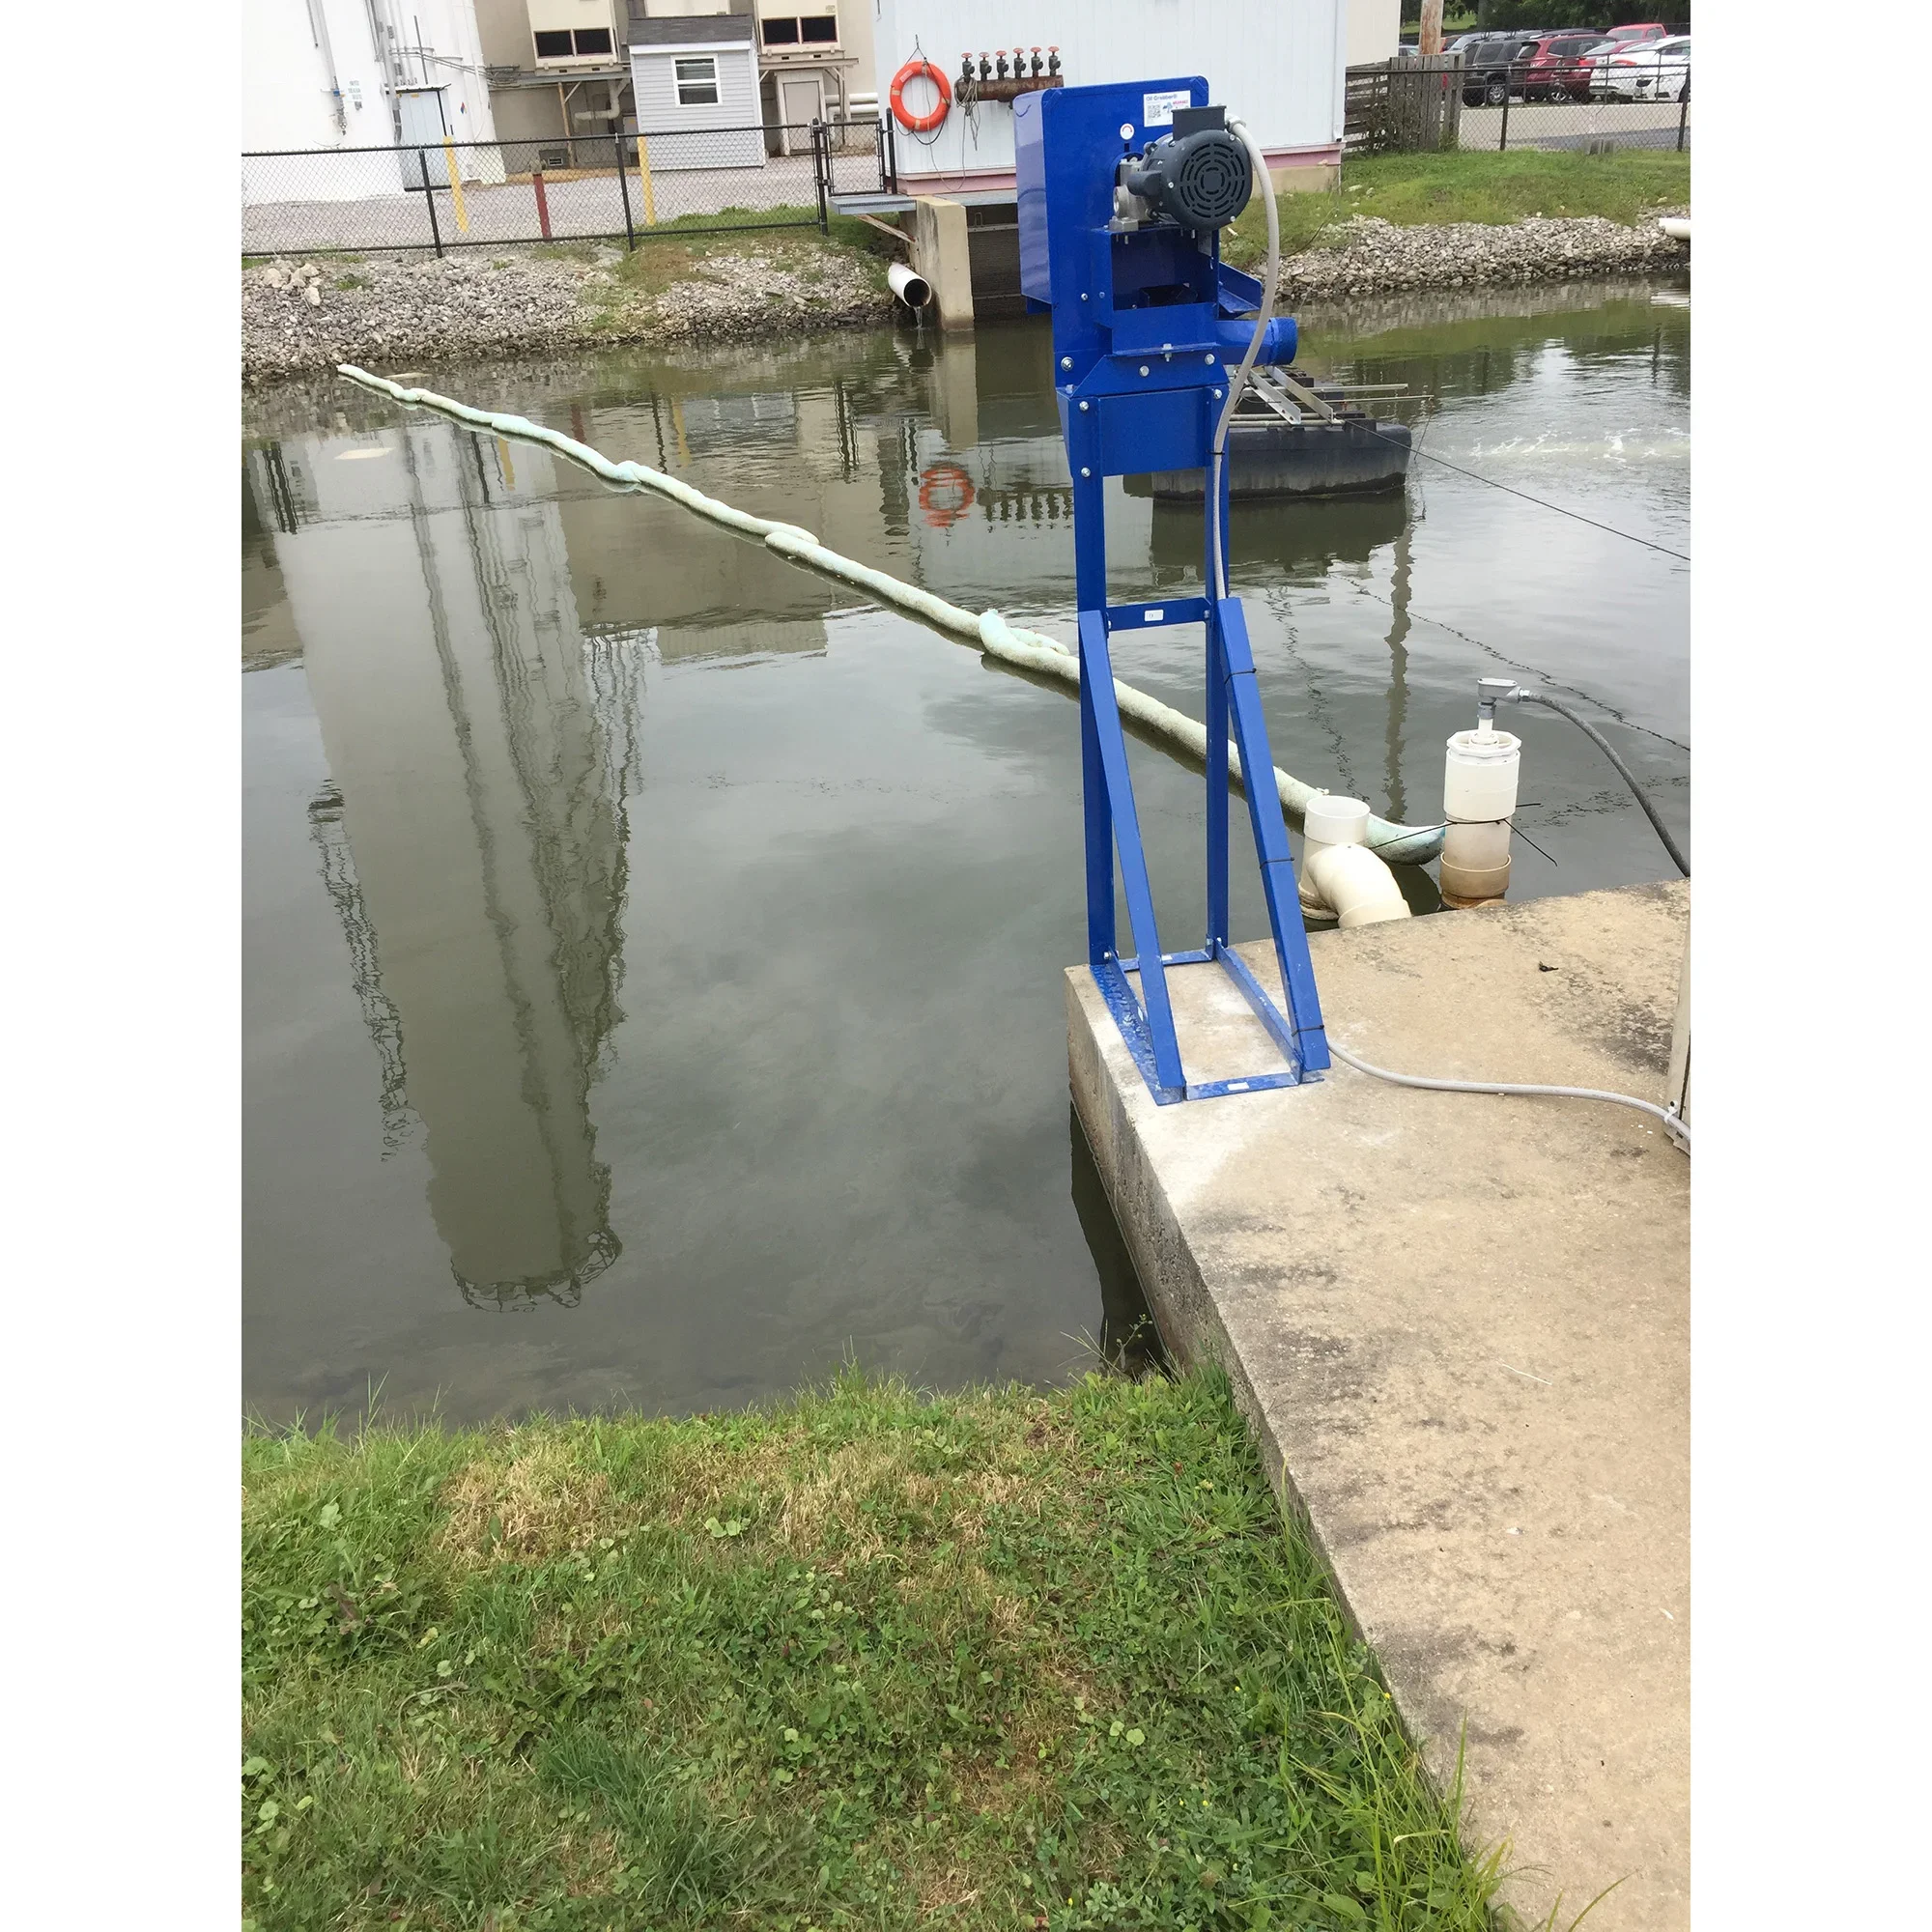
<box><xmin>1017</xmin><ymin>75</ymin><xmax>1329</xmax><ymax>1105</ymax></box>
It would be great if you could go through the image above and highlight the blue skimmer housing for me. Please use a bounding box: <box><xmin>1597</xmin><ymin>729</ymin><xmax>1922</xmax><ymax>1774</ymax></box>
<box><xmin>1014</xmin><ymin>77</ymin><xmax>1329</xmax><ymax>1103</ymax></box>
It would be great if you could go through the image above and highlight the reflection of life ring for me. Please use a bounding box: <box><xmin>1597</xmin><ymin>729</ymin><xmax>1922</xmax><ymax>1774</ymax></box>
<box><xmin>918</xmin><ymin>460</ymin><xmax>976</xmax><ymax>529</ymax></box>
<box><xmin>890</xmin><ymin>58</ymin><xmax>952</xmax><ymax>133</ymax></box>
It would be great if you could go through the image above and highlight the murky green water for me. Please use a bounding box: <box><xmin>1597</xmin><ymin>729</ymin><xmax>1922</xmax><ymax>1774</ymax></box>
<box><xmin>243</xmin><ymin>277</ymin><xmax>1688</xmax><ymax>1426</ymax></box>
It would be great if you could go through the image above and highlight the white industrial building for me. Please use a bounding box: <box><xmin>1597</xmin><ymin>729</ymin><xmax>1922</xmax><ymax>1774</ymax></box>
<box><xmin>869</xmin><ymin>0</ymin><xmax>1376</xmax><ymax>195</ymax></box>
<box><xmin>243</xmin><ymin>0</ymin><xmax>500</xmax><ymax>198</ymax></box>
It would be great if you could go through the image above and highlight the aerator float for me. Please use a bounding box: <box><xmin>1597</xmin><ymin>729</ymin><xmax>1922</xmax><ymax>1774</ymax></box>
<box><xmin>1016</xmin><ymin>77</ymin><xmax>1337</xmax><ymax>1104</ymax></box>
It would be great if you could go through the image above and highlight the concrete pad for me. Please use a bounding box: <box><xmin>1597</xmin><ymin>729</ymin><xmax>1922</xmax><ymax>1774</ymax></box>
<box><xmin>1066</xmin><ymin>883</ymin><xmax>1689</xmax><ymax>1932</ymax></box>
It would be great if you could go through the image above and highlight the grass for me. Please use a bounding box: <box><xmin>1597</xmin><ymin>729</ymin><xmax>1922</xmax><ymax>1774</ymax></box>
<box><xmin>1228</xmin><ymin>148</ymin><xmax>1691</xmax><ymax>266</ymax></box>
<box><xmin>568</xmin><ymin>207</ymin><xmax>894</xmax><ymax>324</ymax></box>
<box><xmin>242</xmin><ymin>1367</ymin><xmax>1509</xmax><ymax>1931</ymax></box>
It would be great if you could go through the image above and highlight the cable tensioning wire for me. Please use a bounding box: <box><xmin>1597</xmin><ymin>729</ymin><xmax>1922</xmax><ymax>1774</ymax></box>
<box><xmin>1517</xmin><ymin>690</ymin><xmax>1689</xmax><ymax>876</ymax></box>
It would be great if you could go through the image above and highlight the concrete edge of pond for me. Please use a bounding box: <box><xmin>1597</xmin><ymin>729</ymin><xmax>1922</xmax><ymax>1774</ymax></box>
<box><xmin>1066</xmin><ymin>882</ymin><xmax>1690</xmax><ymax>1932</ymax></box>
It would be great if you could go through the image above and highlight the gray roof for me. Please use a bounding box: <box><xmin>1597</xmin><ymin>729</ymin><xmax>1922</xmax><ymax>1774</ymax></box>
<box><xmin>629</xmin><ymin>14</ymin><xmax>754</xmax><ymax>47</ymax></box>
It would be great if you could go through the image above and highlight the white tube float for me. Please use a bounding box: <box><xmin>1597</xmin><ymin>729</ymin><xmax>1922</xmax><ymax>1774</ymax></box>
<box><xmin>887</xmin><ymin>261</ymin><xmax>932</xmax><ymax>309</ymax></box>
<box><xmin>1296</xmin><ymin>794</ymin><xmax>1411</xmax><ymax>928</ymax></box>
<box><xmin>332</xmin><ymin>366</ymin><xmax>1449</xmax><ymax>866</ymax></box>
<box><xmin>1440</xmin><ymin>723</ymin><xmax>1521</xmax><ymax>907</ymax></box>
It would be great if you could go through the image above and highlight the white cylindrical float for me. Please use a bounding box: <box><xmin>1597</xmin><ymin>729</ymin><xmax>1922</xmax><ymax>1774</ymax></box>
<box><xmin>1440</xmin><ymin>725</ymin><xmax>1521</xmax><ymax>907</ymax></box>
<box><xmin>1297</xmin><ymin>793</ymin><xmax>1411</xmax><ymax>929</ymax></box>
<box><xmin>888</xmin><ymin>260</ymin><xmax>933</xmax><ymax>310</ymax></box>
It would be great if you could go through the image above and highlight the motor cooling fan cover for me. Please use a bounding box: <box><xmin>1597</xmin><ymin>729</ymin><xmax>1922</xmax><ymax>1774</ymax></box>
<box><xmin>1124</xmin><ymin>128</ymin><xmax>1253</xmax><ymax>231</ymax></box>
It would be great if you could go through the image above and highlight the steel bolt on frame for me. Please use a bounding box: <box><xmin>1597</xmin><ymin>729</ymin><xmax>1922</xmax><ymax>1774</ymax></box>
<box><xmin>1020</xmin><ymin>77</ymin><xmax>1330</xmax><ymax>1105</ymax></box>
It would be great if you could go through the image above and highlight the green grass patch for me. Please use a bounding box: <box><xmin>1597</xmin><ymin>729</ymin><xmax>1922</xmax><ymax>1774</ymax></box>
<box><xmin>580</xmin><ymin>210</ymin><xmax>892</xmax><ymax>313</ymax></box>
<box><xmin>243</xmin><ymin>1368</ymin><xmax>1504</xmax><ymax>1931</ymax></box>
<box><xmin>1228</xmin><ymin>148</ymin><xmax>1691</xmax><ymax>267</ymax></box>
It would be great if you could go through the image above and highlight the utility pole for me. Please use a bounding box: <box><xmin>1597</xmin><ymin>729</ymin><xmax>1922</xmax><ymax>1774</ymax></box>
<box><xmin>1419</xmin><ymin>0</ymin><xmax>1444</xmax><ymax>58</ymax></box>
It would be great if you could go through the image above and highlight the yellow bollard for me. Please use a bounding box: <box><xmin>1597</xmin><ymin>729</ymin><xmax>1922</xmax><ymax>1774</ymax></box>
<box><xmin>635</xmin><ymin>133</ymin><xmax>657</xmax><ymax>227</ymax></box>
<box><xmin>442</xmin><ymin>139</ymin><xmax>469</xmax><ymax>234</ymax></box>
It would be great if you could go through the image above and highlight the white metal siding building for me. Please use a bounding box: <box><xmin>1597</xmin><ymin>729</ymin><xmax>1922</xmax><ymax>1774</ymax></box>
<box><xmin>630</xmin><ymin>15</ymin><xmax>763</xmax><ymax>168</ymax></box>
<box><xmin>872</xmin><ymin>0</ymin><xmax>1348</xmax><ymax>192</ymax></box>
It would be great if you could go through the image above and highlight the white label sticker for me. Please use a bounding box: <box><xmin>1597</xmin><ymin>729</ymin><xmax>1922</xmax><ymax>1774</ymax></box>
<box><xmin>1142</xmin><ymin>90</ymin><xmax>1191</xmax><ymax>128</ymax></box>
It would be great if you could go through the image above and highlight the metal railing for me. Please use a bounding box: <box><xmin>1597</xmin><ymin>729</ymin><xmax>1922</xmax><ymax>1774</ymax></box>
<box><xmin>1347</xmin><ymin>55</ymin><xmax>1690</xmax><ymax>156</ymax></box>
<box><xmin>242</xmin><ymin>120</ymin><xmax>893</xmax><ymax>258</ymax></box>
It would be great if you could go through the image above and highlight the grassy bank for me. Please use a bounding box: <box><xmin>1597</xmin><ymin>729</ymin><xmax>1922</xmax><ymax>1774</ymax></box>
<box><xmin>1232</xmin><ymin>148</ymin><xmax>1692</xmax><ymax>264</ymax></box>
<box><xmin>244</xmin><ymin>1369</ymin><xmax>1503</xmax><ymax>1931</ymax></box>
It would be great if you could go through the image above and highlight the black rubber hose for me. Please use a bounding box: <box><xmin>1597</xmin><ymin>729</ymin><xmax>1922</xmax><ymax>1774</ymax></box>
<box><xmin>1519</xmin><ymin>691</ymin><xmax>1689</xmax><ymax>877</ymax></box>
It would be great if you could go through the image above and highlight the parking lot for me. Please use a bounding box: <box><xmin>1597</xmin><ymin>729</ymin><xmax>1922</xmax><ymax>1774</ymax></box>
<box><xmin>1460</xmin><ymin>95</ymin><xmax>1690</xmax><ymax>152</ymax></box>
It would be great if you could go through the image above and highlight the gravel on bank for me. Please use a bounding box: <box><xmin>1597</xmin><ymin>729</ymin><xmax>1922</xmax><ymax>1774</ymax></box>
<box><xmin>242</xmin><ymin>242</ymin><xmax>894</xmax><ymax>383</ymax></box>
<box><xmin>1270</xmin><ymin>211</ymin><xmax>1688</xmax><ymax>302</ymax></box>
<box><xmin>242</xmin><ymin>213</ymin><xmax>1686</xmax><ymax>382</ymax></box>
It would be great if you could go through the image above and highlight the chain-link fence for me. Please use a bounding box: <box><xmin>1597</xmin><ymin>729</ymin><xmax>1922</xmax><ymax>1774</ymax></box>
<box><xmin>242</xmin><ymin>121</ymin><xmax>892</xmax><ymax>258</ymax></box>
<box><xmin>1348</xmin><ymin>54</ymin><xmax>1690</xmax><ymax>156</ymax></box>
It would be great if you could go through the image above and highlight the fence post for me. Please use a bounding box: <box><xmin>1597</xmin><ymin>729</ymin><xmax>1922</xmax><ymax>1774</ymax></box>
<box><xmin>615</xmin><ymin>135</ymin><xmax>636</xmax><ymax>249</ymax></box>
<box><xmin>636</xmin><ymin>132</ymin><xmax>657</xmax><ymax>226</ymax></box>
<box><xmin>423</xmin><ymin>152</ymin><xmax>443</xmax><ymax>256</ymax></box>
<box><xmin>1676</xmin><ymin>77</ymin><xmax>1690</xmax><ymax>152</ymax></box>
<box><xmin>812</xmin><ymin>120</ymin><xmax>830</xmax><ymax>233</ymax></box>
<box><xmin>442</xmin><ymin>138</ymin><xmax>469</xmax><ymax>234</ymax></box>
<box><xmin>1498</xmin><ymin>84</ymin><xmax>1510</xmax><ymax>152</ymax></box>
<box><xmin>532</xmin><ymin>169</ymin><xmax>553</xmax><ymax>240</ymax></box>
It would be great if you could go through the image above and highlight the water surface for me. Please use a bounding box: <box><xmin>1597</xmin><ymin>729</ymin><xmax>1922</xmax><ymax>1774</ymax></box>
<box><xmin>242</xmin><ymin>277</ymin><xmax>1689</xmax><ymax>1425</ymax></box>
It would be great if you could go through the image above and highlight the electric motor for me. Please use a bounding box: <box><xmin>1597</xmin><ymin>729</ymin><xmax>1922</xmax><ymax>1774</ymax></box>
<box><xmin>1120</xmin><ymin>107</ymin><xmax>1251</xmax><ymax>232</ymax></box>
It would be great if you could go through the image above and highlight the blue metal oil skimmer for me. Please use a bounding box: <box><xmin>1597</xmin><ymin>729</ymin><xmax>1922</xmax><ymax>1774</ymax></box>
<box><xmin>1014</xmin><ymin>77</ymin><xmax>1329</xmax><ymax>1103</ymax></box>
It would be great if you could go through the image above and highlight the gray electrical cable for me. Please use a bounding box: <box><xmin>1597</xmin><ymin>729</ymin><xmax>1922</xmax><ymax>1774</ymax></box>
<box><xmin>1325</xmin><ymin>1037</ymin><xmax>1690</xmax><ymax>1147</ymax></box>
<box><xmin>1517</xmin><ymin>691</ymin><xmax>1689</xmax><ymax>876</ymax></box>
<box><xmin>1209</xmin><ymin>115</ymin><xmax>1278</xmax><ymax>601</ymax></box>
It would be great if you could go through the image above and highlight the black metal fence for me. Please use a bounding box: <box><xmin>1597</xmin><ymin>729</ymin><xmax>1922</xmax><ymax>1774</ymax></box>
<box><xmin>242</xmin><ymin>121</ymin><xmax>893</xmax><ymax>258</ymax></box>
<box><xmin>1347</xmin><ymin>55</ymin><xmax>1690</xmax><ymax>156</ymax></box>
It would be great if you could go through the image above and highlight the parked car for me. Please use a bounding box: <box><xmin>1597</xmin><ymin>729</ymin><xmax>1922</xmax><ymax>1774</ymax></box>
<box><xmin>1596</xmin><ymin>34</ymin><xmax>1690</xmax><ymax>100</ymax></box>
<box><xmin>1520</xmin><ymin>33</ymin><xmax>1615</xmax><ymax>101</ymax></box>
<box><xmin>1634</xmin><ymin>36</ymin><xmax>1691</xmax><ymax>101</ymax></box>
<box><xmin>1460</xmin><ymin>36</ymin><xmax>1543</xmax><ymax>107</ymax></box>
<box><xmin>1599</xmin><ymin>22</ymin><xmax>1673</xmax><ymax>48</ymax></box>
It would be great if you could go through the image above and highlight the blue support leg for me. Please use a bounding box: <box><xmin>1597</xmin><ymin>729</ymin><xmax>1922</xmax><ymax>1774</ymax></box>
<box><xmin>1079</xmin><ymin>609</ymin><xmax>1187</xmax><ymax>1096</ymax></box>
<box><xmin>1215</xmin><ymin>596</ymin><xmax>1330</xmax><ymax>1074</ymax></box>
<box><xmin>1205</xmin><ymin>551</ymin><xmax>1230</xmax><ymax>955</ymax></box>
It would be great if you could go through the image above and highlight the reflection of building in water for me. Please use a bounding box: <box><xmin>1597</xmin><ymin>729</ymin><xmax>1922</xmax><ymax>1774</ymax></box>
<box><xmin>245</xmin><ymin>421</ymin><xmax>644</xmax><ymax>1308</ymax></box>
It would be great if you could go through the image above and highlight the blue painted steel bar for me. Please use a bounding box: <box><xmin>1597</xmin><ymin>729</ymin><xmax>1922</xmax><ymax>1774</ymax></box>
<box><xmin>1080</xmin><ymin>610</ymin><xmax>1186</xmax><ymax>1096</ymax></box>
<box><xmin>1216</xmin><ymin>596</ymin><xmax>1330</xmax><ymax>1073</ymax></box>
<box><xmin>1104</xmin><ymin>597</ymin><xmax>1210</xmax><ymax>632</ymax></box>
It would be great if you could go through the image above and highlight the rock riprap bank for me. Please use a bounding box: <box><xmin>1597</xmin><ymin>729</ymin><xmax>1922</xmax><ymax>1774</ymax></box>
<box><xmin>242</xmin><ymin>213</ymin><xmax>1686</xmax><ymax>381</ymax></box>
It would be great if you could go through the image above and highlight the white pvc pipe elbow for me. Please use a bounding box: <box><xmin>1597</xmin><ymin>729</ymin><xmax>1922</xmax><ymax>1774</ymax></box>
<box><xmin>1303</xmin><ymin>841</ymin><xmax>1412</xmax><ymax>929</ymax></box>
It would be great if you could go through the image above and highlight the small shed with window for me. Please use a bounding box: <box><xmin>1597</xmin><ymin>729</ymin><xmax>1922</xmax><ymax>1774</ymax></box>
<box><xmin>629</xmin><ymin>14</ymin><xmax>762</xmax><ymax>169</ymax></box>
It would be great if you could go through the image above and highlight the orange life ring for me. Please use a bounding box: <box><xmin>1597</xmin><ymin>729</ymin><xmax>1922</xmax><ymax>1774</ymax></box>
<box><xmin>890</xmin><ymin>58</ymin><xmax>952</xmax><ymax>133</ymax></box>
<box><xmin>917</xmin><ymin>460</ymin><xmax>975</xmax><ymax>529</ymax></box>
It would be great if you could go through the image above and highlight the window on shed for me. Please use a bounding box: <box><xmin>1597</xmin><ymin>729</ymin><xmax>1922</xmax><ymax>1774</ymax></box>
<box><xmin>675</xmin><ymin>56</ymin><xmax>721</xmax><ymax>106</ymax></box>
<box><xmin>533</xmin><ymin>29</ymin><xmax>573</xmax><ymax>58</ymax></box>
<box><xmin>574</xmin><ymin>28</ymin><xmax>612</xmax><ymax>56</ymax></box>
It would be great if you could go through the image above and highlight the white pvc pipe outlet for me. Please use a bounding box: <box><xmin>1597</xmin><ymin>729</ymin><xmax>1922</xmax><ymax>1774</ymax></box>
<box><xmin>1440</xmin><ymin>724</ymin><xmax>1521</xmax><ymax>906</ymax></box>
<box><xmin>1297</xmin><ymin>793</ymin><xmax>1411</xmax><ymax>928</ymax></box>
<box><xmin>888</xmin><ymin>261</ymin><xmax>932</xmax><ymax>309</ymax></box>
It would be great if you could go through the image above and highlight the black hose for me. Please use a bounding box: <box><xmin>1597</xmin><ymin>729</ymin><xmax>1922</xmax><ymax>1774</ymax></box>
<box><xmin>1519</xmin><ymin>692</ymin><xmax>1689</xmax><ymax>877</ymax></box>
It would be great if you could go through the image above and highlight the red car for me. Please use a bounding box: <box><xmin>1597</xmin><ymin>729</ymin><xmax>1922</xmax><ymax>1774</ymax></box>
<box><xmin>1520</xmin><ymin>32</ymin><xmax>1616</xmax><ymax>100</ymax></box>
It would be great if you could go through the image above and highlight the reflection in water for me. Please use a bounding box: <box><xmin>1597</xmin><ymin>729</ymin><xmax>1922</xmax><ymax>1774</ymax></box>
<box><xmin>242</xmin><ymin>279</ymin><xmax>1687</xmax><ymax>1418</ymax></box>
<box><xmin>246</xmin><ymin>423</ymin><xmax>643</xmax><ymax>1308</ymax></box>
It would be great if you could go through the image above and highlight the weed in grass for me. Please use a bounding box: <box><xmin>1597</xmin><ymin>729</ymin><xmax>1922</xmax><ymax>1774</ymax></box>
<box><xmin>242</xmin><ymin>1368</ymin><xmax>1504</xmax><ymax>1930</ymax></box>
